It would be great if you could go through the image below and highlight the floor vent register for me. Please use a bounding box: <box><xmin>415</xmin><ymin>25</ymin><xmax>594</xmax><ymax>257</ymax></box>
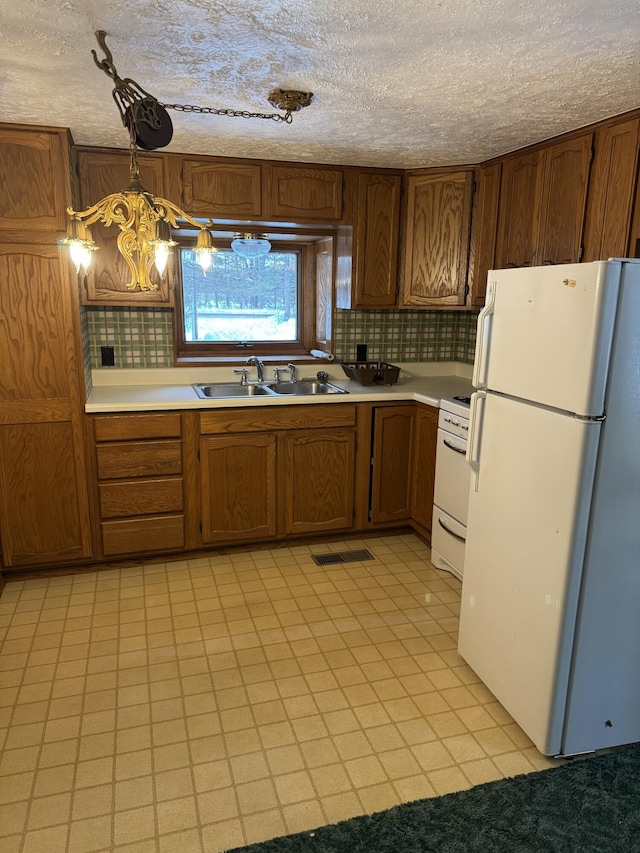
<box><xmin>311</xmin><ymin>549</ymin><xmax>375</xmax><ymax>566</ymax></box>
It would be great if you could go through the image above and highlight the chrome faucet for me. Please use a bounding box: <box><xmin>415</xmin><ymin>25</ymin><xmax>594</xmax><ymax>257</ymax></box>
<box><xmin>287</xmin><ymin>363</ymin><xmax>297</xmax><ymax>382</ymax></box>
<box><xmin>246</xmin><ymin>356</ymin><xmax>265</xmax><ymax>382</ymax></box>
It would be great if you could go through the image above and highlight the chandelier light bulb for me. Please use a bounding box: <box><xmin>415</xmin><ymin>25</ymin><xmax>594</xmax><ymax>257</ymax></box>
<box><xmin>154</xmin><ymin>242</ymin><xmax>170</xmax><ymax>277</ymax></box>
<box><xmin>196</xmin><ymin>248</ymin><xmax>215</xmax><ymax>274</ymax></box>
<box><xmin>69</xmin><ymin>241</ymin><xmax>86</xmax><ymax>274</ymax></box>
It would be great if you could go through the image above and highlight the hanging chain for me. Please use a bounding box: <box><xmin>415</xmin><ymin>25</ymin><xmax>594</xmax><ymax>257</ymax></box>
<box><xmin>160</xmin><ymin>102</ymin><xmax>293</xmax><ymax>123</ymax></box>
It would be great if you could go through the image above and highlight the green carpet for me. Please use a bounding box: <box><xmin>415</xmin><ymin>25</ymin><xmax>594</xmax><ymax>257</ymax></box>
<box><xmin>227</xmin><ymin>746</ymin><xmax>640</xmax><ymax>852</ymax></box>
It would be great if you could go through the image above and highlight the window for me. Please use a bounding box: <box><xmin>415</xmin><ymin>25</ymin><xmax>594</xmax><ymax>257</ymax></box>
<box><xmin>174</xmin><ymin>238</ymin><xmax>332</xmax><ymax>361</ymax></box>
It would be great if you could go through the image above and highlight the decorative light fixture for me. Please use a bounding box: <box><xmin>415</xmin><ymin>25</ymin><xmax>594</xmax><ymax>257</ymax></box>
<box><xmin>231</xmin><ymin>233</ymin><xmax>272</xmax><ymax>259</ymax></box>
<box><xmin>63</xmin><ymin>31</ymin><xmax>312</xmax><ymax>291</ymax></box>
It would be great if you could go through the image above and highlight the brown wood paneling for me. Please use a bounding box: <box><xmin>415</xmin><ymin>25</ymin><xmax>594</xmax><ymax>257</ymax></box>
<box><xmin>200</xmin><ymin>404</ymin><xmax>357</xmax><ymax>435</ymax></box>
<box><xmin>99</xmin><ymin>478</ymin><xmax>184</xmax><ymax>518</ymax></box>
<box><xmin>181</xmin><ymin>159</ymin><xmax>262</xmax><ymax>216</ymax></box>
<box><xmin>411</xmin><ymin>404</ymin><xmax>438</xmax><ymax>531</ymax></box>
<box><xmin>495</xmin><ymin>149</ymin><xmax>545</xmax><ymax>268</ymax></box>
<box><xmin>370</xmin><ymin>405</ymin><xmax>415</xmax><ymax>523</ymax></box>
<box><xmin>537</xmin><ymin>133</ymin><xmax>593</xmax><ymax>265</ymax></box>
<box><xmin>472</xmin><ymin>162</ymin><xmax>501</xmax><ymax>306</ymax></box>
<box><xmin>0</xmin><ymin>244</ymin><xmax>76</xmax><ymax>402</ymax></box>
<box><xmin>0</xmin><ymin>421</ymin><xmax>92</xmax><ymax>565</ymax></box>
<box><xmin>101</xmin><ymin>515</ymin><xmax>184</xmax><ymax>556</ymax></box>
<box><xmin>76</xmin><ymin>149</ymin><xmax>173</xmax><ymax>305</ymax></box>
<box><xmin>353</xmin><ymin>172</ymin><xmax>401</xmax><ymax>308</ymax></box>
<box><xmin>282</xmin><ymin>429</ymin><xmax>355</xmax><ymax>535</ymax></box>
<box><xmin>0</xmin><ymin>127</ymin><xmax>70</xmax><ymax>232</ymax></box>
<box><xmin>96</xmin><ymin>440</ymin><xmax>182</xmax><ymax>480</ymax></box>
<box><xmin>583</xmin><ymin>117</ymin><xmax>640</xmax><ymax>261</ymax></box>
<box><xmin>402</xmin><ymin>171</ymin><xmax>473</xmax><ymax>306</ymax></box>
<box><xmin>265</xmin><ymin>165</ymin><xmax>344</xmax><ymax>221</ymax></box>
<box><xmin>200</xmin><ymin>433</ymin><xmax>277</xmax><ymax>543</ymax></box>
<box><xmin>93</xmin><ymin>412</ymin><xmax>182</xmax><ymax>442</ymax></box>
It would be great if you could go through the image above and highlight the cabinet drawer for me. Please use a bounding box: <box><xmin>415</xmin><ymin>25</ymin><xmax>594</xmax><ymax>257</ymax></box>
<box><xmin>94</xmin><ymin>413</ymin><xmax>182</xmax><ymax>442</ymax></box>
<box><xmin>101</xmin><ymin>514</ymin><xmax>184</xmax><ymax>556</ymax></box>
<box><xmin>97</xmin><ymin>440</ymin><xmax>182</xmax><ymax>480</ymax></box>
<box><xmin>99</xmin><ymin>478</ymin><xmax>183</xmax><ymax>518</ymax></box>
<box><xmin>200</xmin><ymin>404</ymin><xmax>357</xmax><ymax>434</ymax></box>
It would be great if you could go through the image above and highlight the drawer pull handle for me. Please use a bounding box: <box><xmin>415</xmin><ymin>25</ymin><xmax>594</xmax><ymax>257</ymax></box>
<box><xmin>438</xmin><ymin>518</ymin><xmax>466</xmax><ymax>543</ymax></box>
<box><xmin>443</xmin><ymin>438</ymin><xmax>466</xmax><ymax>455</ymax></box>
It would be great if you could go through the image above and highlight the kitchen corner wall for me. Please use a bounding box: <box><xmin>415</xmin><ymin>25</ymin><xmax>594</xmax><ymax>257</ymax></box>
<box><xmin>83</xmin><ymin>306</ymin><xmax>478</xmax><ymax>369</ymax></box>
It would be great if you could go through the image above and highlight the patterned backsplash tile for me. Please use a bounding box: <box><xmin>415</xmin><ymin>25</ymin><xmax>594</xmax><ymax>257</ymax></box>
<box><xmin>333</xmin><ymin>309</ymin><xmax>477</xmax><ymax>364</ymax></box>
<box><xmin>84</xmin><ymin>306</ymin><xmax>478</xmax><ymax>369</ymax></box>
<box><xmin>86</xmin><ymin>307</ymin><xmax>174</xmax><ymax>368</ymax></box>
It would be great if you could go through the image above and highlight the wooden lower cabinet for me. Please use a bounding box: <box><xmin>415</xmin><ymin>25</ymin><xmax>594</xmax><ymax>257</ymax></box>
<box><xmin>0</xmin><ymin>421</ymin><xmax>92</xmax><ymax>566</ymax></box>
<box><xmin>411</xmin><ymin>404</ymin><xmax>439</xmax><ymax>532</ymax></box>
<box><xmin>91</xmin><ymin>413</ymin><xmax>185</xmax><ymax>557</ymax></box>
<box><xmin>369</xmin><ymin>405</ymin><xmax>415</xmax><ymax>523</ymax></box>
<box><xmin>200</xmin><ymin>433</ymin><xmax>277</xmax><ymax>544</ymax></box>
<box><xmin>198</xmin><ymin>405</ymin><xmax>358</xmax><ymax>546</ymax></box>
<box><xmin>282</xmin><ymin>429</ymin><xmax>355</xmax><ymax>535</ymax></box>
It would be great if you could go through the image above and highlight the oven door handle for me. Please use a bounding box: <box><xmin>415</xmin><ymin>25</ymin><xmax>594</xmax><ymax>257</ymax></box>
<box><xmin>443</xmin><ymin>438</ymin><xmax>466</xmax><ymax>455</ymax></box>
<box><xmin>438</xmin><ymin>518</ymin><xmax>466</xmax><ymax>543</ymax></box>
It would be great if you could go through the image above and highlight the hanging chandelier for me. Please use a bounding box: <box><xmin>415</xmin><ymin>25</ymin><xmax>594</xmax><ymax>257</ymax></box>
<box><xmin>62</xmin><ymin>31</ymin><xmax>312</xmax><ymax>291</ymax></box>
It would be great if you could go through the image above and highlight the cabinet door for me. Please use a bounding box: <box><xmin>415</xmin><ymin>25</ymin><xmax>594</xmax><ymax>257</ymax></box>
<box><xmin>0</xmin><ymin>422</ymin><xmax>92</xmax><ymax>566</ymax></box>
<box><xmin>0</xmin><ymin>126</ymin><xmax>71</xmax><ymax>233</ymax></box>
<box><xmin>495</xmin><ymin>149</ymin><xmax>545</xmax><ymax>268</ymax></box>
<box><xmin>353</xmin><ymin>172</ymin><xmax>401</xmax><ymax>307</ymax></box>
<box><xmin>77</xmin><ymin>149</ymin><xmax>174</xmax><ymax>305</ymax></box>
<box><xmin>265</xmin><ymin>165</ymin><xmax>344</xmax><ymax>221</ymax></box>
<box><xmin>537</xmin><ymin>133</ymin><xmax>593</xmax><ymax>265</ymax></box>
<box><xmin>402</xmin><ymin>171</ymin><xmax>473</xmax><ymax>307</ymax></box>
<box><xmin>370</xmin><ymin>406</ymin><xmax>414</xmax><ymax>523</ymax></box>
<box><xmin>282</xmin><ymin>429</ymin><xmax>355</xmax><ymax>535</ymax></box>
<box><xmin>471</xmin><ymin>162</ymin><xmax>501</xmax><ymax>306</ymax></box>
<box><xmin>200</xmin><ymin>433</ymin><xmax>277</xmax><ymax>543</ymax></box>
<box><xmin>583</xmin><ymin>118</ymin><xmax>640</xmax><ymax>262</ymax></box>
<box><xmin>181</xmin><ymin>159</ymin><xmax>262</xmax><ymax>216</ymax></box>
<box><xmin>411</xmin><ymin>405</ymin><xmax>438</xmax><ymax>532</ymax></box>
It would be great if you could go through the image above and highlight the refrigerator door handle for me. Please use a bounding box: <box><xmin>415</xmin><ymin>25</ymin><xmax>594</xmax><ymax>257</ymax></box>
<box><xmin>472</xmin><ymin>279</ymin><xmax>496</xmax><ymax>389</ymax></box>
<box><xmin>467</xmin><ymin>390</ymin><xmax>486</xmax><ymax>492</ymax></box>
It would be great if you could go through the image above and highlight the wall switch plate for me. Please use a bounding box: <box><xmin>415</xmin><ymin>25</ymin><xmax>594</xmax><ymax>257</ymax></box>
<box><xmin>356</xmin><ymin>344</ymin><xmax>368</xmax><ymax>362</ymax></box>
<box><xmin>101</xmin><ymin>346</ymin><xmax>115</xmax><ymax>367</ymax></box>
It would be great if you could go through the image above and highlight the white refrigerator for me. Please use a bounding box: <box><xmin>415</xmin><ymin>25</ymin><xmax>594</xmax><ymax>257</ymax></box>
<box><xmin>458</xmin><ymin>259</ymin><xmax>640</xmax><ymax>757</ymax></box>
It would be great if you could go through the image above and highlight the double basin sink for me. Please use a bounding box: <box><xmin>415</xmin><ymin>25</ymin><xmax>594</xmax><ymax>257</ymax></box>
<box><xmin>193</xmin><ymin>380</ymin><xmax>348</xmax><ymax>399</ymax></box>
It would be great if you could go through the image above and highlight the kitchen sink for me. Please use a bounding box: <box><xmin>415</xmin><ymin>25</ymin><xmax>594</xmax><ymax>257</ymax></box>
<box><xmin>269</xmin><ymin>380</ymin><xmax>348</xmax><ymax>395</ymax></box>
<box><xmin>193</xmin><ymin>383</ymin><xmax>276</xmax><ymax>398</ymax></box>
<box><xmin>193</xmin><ymin>379</ymin><xmax>348</xmax><ymax>398</ymax></box>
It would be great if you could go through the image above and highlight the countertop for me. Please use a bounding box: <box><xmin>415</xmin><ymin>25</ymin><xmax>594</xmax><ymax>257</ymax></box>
<box><xmin>85</xmin><ymin>362</ymin><xmax>474</xmax><ymax>413</ymax></box>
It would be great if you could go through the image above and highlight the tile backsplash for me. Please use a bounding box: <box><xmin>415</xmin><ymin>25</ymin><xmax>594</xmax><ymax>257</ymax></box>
<box><xmin>84</xmin><ymin>306</ymin><xmax>477</xmax><ymax>369</ymax></box>
<box><xmin>333</xmin><ymin>309</ymin><xmax>477</xmax><ymax>364</ymax></box>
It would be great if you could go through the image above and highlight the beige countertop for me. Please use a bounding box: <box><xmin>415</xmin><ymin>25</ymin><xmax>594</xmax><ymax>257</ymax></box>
<box><xmin>85</xmin><ymin>362</ymin><xmax>474</xmax><ymax>413</ymax></box>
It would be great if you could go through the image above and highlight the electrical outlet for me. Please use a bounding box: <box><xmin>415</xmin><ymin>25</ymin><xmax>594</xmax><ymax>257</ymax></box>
<box><xmin>101</xmin><ymin>346</ymin><xmax>115</xmax><ymax>367</ymax></box>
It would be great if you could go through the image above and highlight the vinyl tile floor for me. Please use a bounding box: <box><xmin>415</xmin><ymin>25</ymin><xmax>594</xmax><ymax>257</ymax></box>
<box><xmin>0</xmin><ymin>534</ymin><xmax>561</xmax><ymax>853</ymax></box>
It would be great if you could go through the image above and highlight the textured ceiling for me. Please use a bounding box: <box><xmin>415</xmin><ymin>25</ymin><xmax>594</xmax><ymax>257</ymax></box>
<box><xmin>2</xmin><ymin>0</ymin><xmax>640</xmax><ymax>168</ymax></box>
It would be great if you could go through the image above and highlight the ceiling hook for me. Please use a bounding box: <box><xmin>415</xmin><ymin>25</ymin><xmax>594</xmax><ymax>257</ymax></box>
<box><xmin>91</xmin><ymin>30</ymin><xmax>119</xmax><ymax>82</ymax></box>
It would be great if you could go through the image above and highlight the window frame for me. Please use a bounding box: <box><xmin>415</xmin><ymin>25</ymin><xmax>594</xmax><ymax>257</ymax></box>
<box><xmin>173</xmin><ymin>237</ymin><xmax>318</xmax><ymax>361</ymax></box>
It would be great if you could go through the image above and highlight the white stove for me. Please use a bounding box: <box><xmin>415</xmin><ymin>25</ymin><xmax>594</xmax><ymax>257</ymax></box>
<box><xmin>431</xmin><ymin>395</ymin><xmax>471</xmax><ymax>580</ymax></box>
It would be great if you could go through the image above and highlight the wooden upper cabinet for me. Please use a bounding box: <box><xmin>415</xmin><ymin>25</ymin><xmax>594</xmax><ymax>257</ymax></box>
<box><xmin>583</xmin><ymin>117</ymin><xmax>640</xmax><ymax>262</ymax></box>
<box><xmin>353</xmin><ymin>172</ymin><xmax>401</xmax><ymax>308</ymax></box>
<box><xmin>264</xmin><ymin>164</ymin><xmax>344</xmax><ymax>221</ymax></box>
<box><xmin>471</xmin><ymin>162</ymin><xmax>501</xmax><ymax>306</ymax></box>
<box><xmin>537</xmin><ymin>133</ymin><xmax>593</xmax><ymax>265</ymax></box>
<box><xmin>181</xmin><ymin>158</ymin><xmax>262</xmax><ymax>216</ymax></box>
<box><xmin>495</xmin><ymin>149</ymin><xmax>545</xmax><ymax>269</ymax></box>
<box><xmin>402</xmin><ymin>170</ymin><xmax>474</xmax><ymax>307</ymax></box>
<box><xmin>0</xmin><ymin>125</ymin><xmax>71</xmax><ymax>234</ymax></box>
<box><xmin>76</xmin><ymin>149</ymin><xmax>174</xmax><ymax>306</ymax></box>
